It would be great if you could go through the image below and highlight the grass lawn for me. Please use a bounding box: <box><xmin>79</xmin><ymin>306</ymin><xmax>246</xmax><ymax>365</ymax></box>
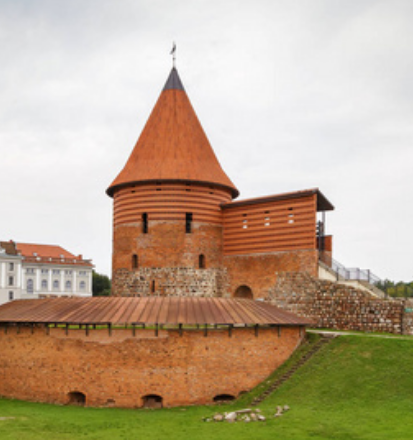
<box><xmin>1</xmin><ymin>335</ymin><xmax>413</xmax><ymax>440</ymax></box>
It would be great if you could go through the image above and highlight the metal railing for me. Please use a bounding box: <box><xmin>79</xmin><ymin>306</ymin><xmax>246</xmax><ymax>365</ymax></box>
<box><xmin>330</xmin><ymin>258</ymin><xmax>381</xmax><ymax>284</ymax></box>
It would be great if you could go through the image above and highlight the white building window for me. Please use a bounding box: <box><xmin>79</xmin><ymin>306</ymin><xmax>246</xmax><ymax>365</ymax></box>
<box><xmin>41</xmin><ymin>279</ymin><xmax>48</xmax><ymax>290</ymax></box>
<box><xmin>65</xmin><ymin>270</ymin><xmax>73</xmax><ymax>275</ymax></box>
<box><xmin>53</xmin><ymin>270</ymin><xmax>60</xmax><ymax>275</ymax></box>
<box><xmin>27</xmin><ymin>279</ymin><xmax>34</xmax><ymax>294</ymax></box>
<box><xmin>26</xmin><ymin>268</ymin><xmax>35</xmax><ymax>274</ymax></box>
<box><xmin>65</xmin><ymin>280</ymin><xmax>72</xmax><ymax>291</ymax></box>
<box><xmin>8</xmin><ymin>291</ymin><xmax>13</xmax><ymax>301</ymax></box>
<box><xmin>79</xmin><ymin>281</ymin><xmax>86</xmax><ymax>291</ymax></box>
<box><xmin>9</xmin><ymin>262</ymin><xmax>14</xmax><ymax>271</ymax></box>
<box><xmin>79</xmin><ymin>271</ymin><xmax>87</xmax><ymax>276</ymax></box>
<box><xmin>41</xmin><ymin>269</ymin><xmax>49</xmax><ymax>275</ymax></box>
<box><xmin>8</xmin><ymin>276</ymin><xmax>14</xmax><ymax>286</ymax></box>
<box><xmin>53</xmin><ymin>280</ymin><xmax>59</xmax><ymax>290</ymax></box>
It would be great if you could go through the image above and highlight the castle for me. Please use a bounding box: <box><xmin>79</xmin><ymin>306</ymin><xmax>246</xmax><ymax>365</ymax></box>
<box><xmin>0</xmin><ymin>65</ymin><xmax>316</xmax><ymax>409</ymax></box>
<box><xmin>107</xmin><ymin>67</ymin><xmax>334</xmax><ymax>299</ymax></box>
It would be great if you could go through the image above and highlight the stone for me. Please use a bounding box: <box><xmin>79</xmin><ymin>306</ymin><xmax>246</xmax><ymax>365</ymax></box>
<box><xmin>243</xmin><ymin>416</ymin><xmax>251</xmax><ymax>423</ymax></box>
<box><xmin>283</xmin><ymin>405</ymin><xmax>290</xmax><ymax>411</ymax></box>
<box><xmin>225</xmin><ymin>412</ymin><xmax>237</xmax><ymax>422</ymax></box>
<box><xmin>235</xmin><ymin>408</ymin><xmax>252</xmax><ymax>414</ymax></box>
<box><xmin>257</xmin><ymin>415</ymin><xmax>266</xmax><ymax>421</ymax></box>
<box><xmin>213</xmin><ymin>414</ymin><xmax>224</xmax><ymax>422</ymax></box>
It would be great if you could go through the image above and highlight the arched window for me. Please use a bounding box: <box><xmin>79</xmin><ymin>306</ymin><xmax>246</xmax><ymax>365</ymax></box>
<box><xmin>142</xmin><ymin>394</ymin><xmax>163</xmax><ymax>408</ymax></box>
<box><xmin>80</xmin><ymin>281</ymin><xmax>86</xmax><ymax>291</ymax></box>
<box><xmin>41</xmin><ymin>279</ymin><xmax>48</xmax><ymax>290</ymax></box>
<box><xmin>132</xmin><ymin>254</ymin><xmax>138</xmax><ymax>269</ymax></box>
<box><xmin>67</xmin><ymin>391</ymin><xmax>86</xmax><ymax>406</ymax></box>
<box><xmin>65</xmin><ymin>280</ymin><xmax>72</xmax><ymax>291</ymax></box>
<box><xmin>199</xmin><ymin>254</ymin><xmax>206</xmax><ymax>269</ymax></box>
<box><xmin>53</xmin><ymin>280</ymin><xmax>59</xmax><ymax>290</ymax></box>
<box><xmin>27</xmin><ymin>279</ymin><xmax>34</xmax><ymax>294</ymax></box>
<box><xmin>234</xmin><ymin>285</ymin><xmax>253</xmax><ymax>299</ymax></box>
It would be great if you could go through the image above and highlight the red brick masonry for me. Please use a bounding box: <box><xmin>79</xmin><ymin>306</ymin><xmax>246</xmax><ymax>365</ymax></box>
<box><xmin>0</xmin><ymin>326</ymin><xmax>303</xmax><ymax>408</ymax></box>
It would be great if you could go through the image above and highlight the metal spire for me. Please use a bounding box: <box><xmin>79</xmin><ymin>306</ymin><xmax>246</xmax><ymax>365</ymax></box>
<box><xmin>170</xmin><ymin>42</ymin><xmax>176</xmax><ymax>68</ymax></box>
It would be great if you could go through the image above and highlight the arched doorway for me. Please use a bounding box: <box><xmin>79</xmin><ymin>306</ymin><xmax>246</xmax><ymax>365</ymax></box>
<box><xmin>234</xmin><ymin>285</ymin><xmax>253</xmax><ymax>299</ymax></box>
<box><xmin>67</xmin><ymin>391</ymin><xmax>86</xmax><ymax>406</ymax></box>
<box><xmin>142</xmin><ymin>394</ymin><xmax>163</xmax><ymax>408</ymax></box>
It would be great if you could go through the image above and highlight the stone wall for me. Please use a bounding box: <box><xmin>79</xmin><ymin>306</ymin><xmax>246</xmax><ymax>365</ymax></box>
<box><xmin>112</xmin><ymin>267</ymin><xmax>228</xmax><ymax>297</ymax></box>
<box><xmin>0</xmin><ymin>325</ymin><xmax>303</xmax><ymax>408</ymax></box>
<box><xmin>269</xmin><ymin>272</ymin><xmax>406</xmax><ymax>334</ymax></box>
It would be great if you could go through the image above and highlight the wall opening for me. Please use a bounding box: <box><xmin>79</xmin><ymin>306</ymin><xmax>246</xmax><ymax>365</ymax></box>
<box><xmin>142</xmin><ymin>213</ymin><xmax>148</xmax><ymax>234</ymax></box>
<box><xmin>142</xmin><ymin>394</ymin><xmax>163</xmax><ymax>408</ymax></box>
<box><xmin>185</xmin><ymin>213</ymin><xmax>193</xmax><ymax>233</ymax></box>
<box><xmin>132</xmin><ymin>254</ymin><xmax>138</xmax><ymax>269</ymax></box>
<box><xmin>213</xmin><ymin>394</ymin><xmax>235</xmax><ymax>403</ymax></box>
<box><xmin>67</xmin><ymin>391</ymin><xmax>86</xmax><ymax>406</ymax></box>
<box><xmin>151</xmin><ymin>280</ymin><xmax>156</xmax><ymax>294</ymax></box>
<box><xmin>234</xmin><ymin>285</ymin><xmax>253</xmax><ymax>299</ymax></box>
<box><xmin>199</xmin><ymin>254</ymin><xmax>206</xmax><ymax>269</ymax></box>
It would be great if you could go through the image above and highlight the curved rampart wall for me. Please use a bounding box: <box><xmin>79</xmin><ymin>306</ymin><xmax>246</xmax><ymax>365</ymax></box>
<box><xmin>0</xmin><ymin>326</ymin><xmax>302</xmax><ymax>408</ymax></box>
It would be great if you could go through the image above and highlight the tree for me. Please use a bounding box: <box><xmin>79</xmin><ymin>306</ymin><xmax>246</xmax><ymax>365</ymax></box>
<box><xmin>92</xmin><ymin>271</ymin><xmax>111</xmax><ymax>296</ymax></box>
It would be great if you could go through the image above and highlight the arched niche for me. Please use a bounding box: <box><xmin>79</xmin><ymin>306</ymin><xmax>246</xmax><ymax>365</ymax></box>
<box><xmin>142</xmin><ymin>394</ymin><xmax>163</xmax><ymax>409</ymax></box>
<box><xmin>67</xmin><ymin>391</ymin><xmax>86</xmax><ymax>406</ymax></box>
<box><xmin>234</xmin><ymin>285</ymin><xmax>253</xmax><ymax>299</ymax></box>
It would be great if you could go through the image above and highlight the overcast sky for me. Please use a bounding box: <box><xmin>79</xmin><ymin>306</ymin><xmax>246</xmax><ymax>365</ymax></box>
<box><xmin>1</xmin><ymin>0</ymin><xmax>412</xmax><ymax>281</ymax></box>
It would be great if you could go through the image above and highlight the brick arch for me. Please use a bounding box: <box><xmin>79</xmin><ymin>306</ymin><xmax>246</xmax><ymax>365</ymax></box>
<box><xmin>234</xmin><ymin>285</ymin><xmax>253</xmax><ymax>299</ymax></box>
<box><xmin>142</xmin><ymin>394</ymin><xmax>163</xmax><ymax>408</ymax></box>
<box><xmin>213</xmin><ymin>394</ymin><xmax>236</xmax><ymax>403</ymax></box>
<box><xmin>67</xmin><ymin>391</ymin><xmax>86</xmax><ymax>406</ymax></box>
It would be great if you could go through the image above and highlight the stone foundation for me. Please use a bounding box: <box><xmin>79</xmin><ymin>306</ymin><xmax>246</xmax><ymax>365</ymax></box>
<box><xmin>112</xmin><ymin>267</ymin><xmax>229</xmax><ymax>297</ymax></box>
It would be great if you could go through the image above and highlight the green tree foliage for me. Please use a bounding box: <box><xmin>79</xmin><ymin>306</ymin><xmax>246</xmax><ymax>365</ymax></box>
<box><xmin>92</xmin><ymin>271</ymin><xmax>111</xmax><ymax>296</ymax></box>
<box><xmin>376</xmin><ymin>279</ymin><xmax>413</xmax><ymax>298</ymax></box>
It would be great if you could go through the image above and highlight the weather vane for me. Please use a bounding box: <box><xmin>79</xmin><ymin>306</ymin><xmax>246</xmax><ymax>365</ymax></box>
<box><xmin>170</xmin><ymin>42</ymin><xmax>176</xmax><ymax>68</ymax></box>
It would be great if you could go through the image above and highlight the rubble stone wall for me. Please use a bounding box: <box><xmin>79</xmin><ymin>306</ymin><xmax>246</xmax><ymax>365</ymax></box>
<box><xmin>269</xmin><ymin>272</ymin><xmax>406</xmax><ymax>334</ymax></box>
<box><xmin>112</xmin><ymin>267</ymin><xmax>228</xmax><ymax>297</ymax></box>
<box><xmin>0</xmin><ymin>325</ymin><xmax>303</xmax><ymax>408</ymax></box>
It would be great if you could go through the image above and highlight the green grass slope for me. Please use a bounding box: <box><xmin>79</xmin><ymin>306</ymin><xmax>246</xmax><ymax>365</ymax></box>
<box><xmin>0</xmin><ymin>335</ymin><xmax>413</xmax><ymax>440</ymax></box>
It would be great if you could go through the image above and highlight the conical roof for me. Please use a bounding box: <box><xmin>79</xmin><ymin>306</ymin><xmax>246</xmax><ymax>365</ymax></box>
<box><xmin>107</xmin><ymin>68</ymin><xmax>239</xmax><ymax>198</ymax></box>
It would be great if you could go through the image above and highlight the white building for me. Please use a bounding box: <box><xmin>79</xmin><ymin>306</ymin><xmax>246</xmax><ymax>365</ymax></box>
<box><xmin>0</xmin><ymin>241</ymin><xmax>93</xmax><ymax>305</ymax></box>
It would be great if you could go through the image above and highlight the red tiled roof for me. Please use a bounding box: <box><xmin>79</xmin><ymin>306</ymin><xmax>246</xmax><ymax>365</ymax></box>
<box><xmin>0</xmin><ymin>297</ymin><xmax>312</xmax><ymax>326</ymax></box>
<box><xmin>107</xmin><ymin>68</ymin><xmax>239</xmax><ymax>198</ymax></box>
<box><xmin>16</xmin><ymin>243</ymin><xmax>77</xmax><ymax>259</ymax></box>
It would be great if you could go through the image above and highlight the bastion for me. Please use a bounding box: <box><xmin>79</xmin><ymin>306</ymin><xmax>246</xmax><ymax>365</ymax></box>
<box><xmin>0</xmin><ymin>296</ymin><xmax>310</xmax><ymax>408</ymax></box>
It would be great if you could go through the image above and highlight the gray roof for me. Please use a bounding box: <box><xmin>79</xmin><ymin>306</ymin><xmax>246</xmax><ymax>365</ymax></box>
<box><xmin>163</xmin><ymin>67</ymin><xmax>185</xmax><ymax>91</ymax></box>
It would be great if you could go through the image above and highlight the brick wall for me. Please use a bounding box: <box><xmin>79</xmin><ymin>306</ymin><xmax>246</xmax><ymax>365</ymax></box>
<box><xmin>224</xmin><ymin>250</ymin><xmax>319</xmax><ymax>299</ymax></box>
<box><xmin>269</xmin><ymin>272</ymin><xmax>405</xmax><ymax>334</ymax></box>
<box><xmin>0</xmin><ymin>325</ymin><xmax>303</xmax><ymax>408</ymax></box>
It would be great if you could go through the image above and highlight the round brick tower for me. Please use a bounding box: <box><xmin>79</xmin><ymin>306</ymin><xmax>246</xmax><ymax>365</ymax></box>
<box><xmin>107</xmin><ymin>68</ymin><xmax>238</xmax><ymax>296</ymax></box>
